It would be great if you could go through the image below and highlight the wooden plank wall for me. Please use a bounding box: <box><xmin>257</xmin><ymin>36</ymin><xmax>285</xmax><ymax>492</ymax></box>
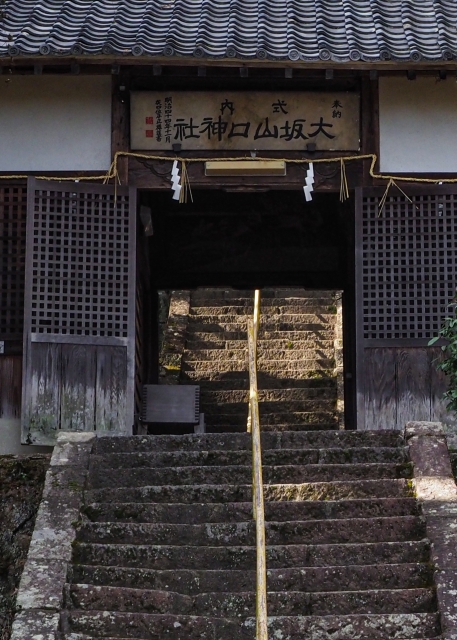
<box><xmin>364</xmin><ymin>346</ymin><xmax>449</xmax><ymax>430</ymax></box>
<box><xmin>24</xmin><ymin>343</ymin><xmax>127</xmax><ymax>445</ymax></box>
<box><xmin>0</xmin><ymin>356</ymin><xmax>22</xmax><ymax>419</ymax></box>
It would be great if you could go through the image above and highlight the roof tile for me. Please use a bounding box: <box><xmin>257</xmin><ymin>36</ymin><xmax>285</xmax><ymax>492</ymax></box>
<box><xmin>1</xmin><ymin>0</ymin><xmax>456</xmax><ymax>61</ymax></box>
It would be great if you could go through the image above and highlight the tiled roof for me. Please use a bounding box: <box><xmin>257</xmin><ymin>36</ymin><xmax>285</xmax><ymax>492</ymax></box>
<box><xmin>1</xmin><ymin>0</ymin><xmax>456</xmax><ymax>63</ymax></box>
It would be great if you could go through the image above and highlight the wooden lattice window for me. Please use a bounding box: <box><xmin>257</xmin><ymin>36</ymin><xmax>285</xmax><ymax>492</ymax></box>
<box><xmin>29</xmin><ymin>186</ymin><xmax>131</xmax><ymax>338</ymax></box>
<box><xmin>361</xmin><ymin>192</ymin><xmax>457</xmax><ymax>341</ymax></box>
<box><xmin>0</xmin><ymin>184</ymin><xmax>27</xmax><ymax>340</ymax></box>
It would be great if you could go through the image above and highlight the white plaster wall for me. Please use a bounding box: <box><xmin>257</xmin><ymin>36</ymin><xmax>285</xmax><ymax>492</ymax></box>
<box><xmin>0</xmin><ymin>75</ymin><xmax>111</xmax><ymax>171</ymax></box>
<box><xmin>379</xmin><ymin>76</ymin><xmax>457</xmax><ymax>173</ymax></box>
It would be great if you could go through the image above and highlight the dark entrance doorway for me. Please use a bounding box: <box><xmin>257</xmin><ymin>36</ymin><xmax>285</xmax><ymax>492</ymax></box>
<box><xmin>137</xmin><ymin>188</ymin><xmax>356</xmax><ymax>429</ymax></box>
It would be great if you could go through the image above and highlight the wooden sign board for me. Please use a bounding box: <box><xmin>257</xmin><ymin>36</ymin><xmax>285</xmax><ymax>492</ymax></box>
<box><xmin>130</xmin><ymin>91</ymin><xmax>360</xmax><ymax>152</ymax></box>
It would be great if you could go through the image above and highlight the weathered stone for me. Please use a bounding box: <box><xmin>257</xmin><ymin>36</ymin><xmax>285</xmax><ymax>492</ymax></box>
<box><xmin>50</xmin><ymin>440</ymin><xmax>94</xmax><ymax>468</ymax></box>
<box><xmin>41</xmin><ymin>428</ymin><xmax>439</xmax><ymax>640</ymax></box>
<box><xmin>72</xmin><ymin>539</ymin><xmax>430</xmax><ymax>572</ymax></box>
<box><xmin>77</xmin><ymin>515</ymin><xmax>425</xmax><ymax>547</ymax></box>
<box><xmin>248</xmin><ymin>612</ymin><xmax>441</xmax><ymax>639</ymax></box>
<box><xmin>16</xmin><ymin>559</ymin><xmax>67</xmax><ymax>610</ymax></box>
<box><xmin>308</xmin><ymin>588</ymin><xmax>436</xmax><ymax>616</ymax></box>
<box><xmin>67</xmin><ymin>584</ymin><xmax>193</xmax><ymax>615</ymax></box>
<box><xmin>409</xmin><ymin>435</ymin><xmax>453</xmax><ymax>478</ymax></box>
<box><xmin>435</xmin><ymin>569</ymin><xmax>457</xmax><ymax>633</ymax></box>
<box><xmin>84</xmin><ymin>497</ymin><xmax>418</xmax><ymax>524</ymax></box>
<box><xmin>10</xmin><ymin>610</ymin><xmax>60</xmax><ymax>639</ymax></box>
<box><xmin>406</xmin><ymin>421</ymin><xmax>445</xmax><ymax>438</ymax></box>
<box><xmin>413</xmin><ymin>477</ymin><xmax>457</xmax><ymax>502</ymax></box>
<box><xmin>63</xmin><ymin>611</ymin><xmax>251</xmax><ymax>639</ymax></box>
<box><xmin>69</xmin><ymin>562</ymin><xmax>431</xmax><ymax>596</ymax></box>
<box><xmin>92</xmin><ymin>430</ymin><xmax>403</xmax><ymax>454</ymax></box>
<box><xmin>10</xmin><ymin>432</ymin><xmax>91</xmax><ymax>639</ymax></box>
<box><xmin>421</xmin><ymin>501</ymin><xmax>457</xmax><ymax>517</ymax></box>
<box><xmin>87</xmin><ymin>462</ymin><xmax>412</xmax><ymax>490</ymax></box>
<box><xmin>85</xmin><ymin>478</ymin><xmax>412</xmax><ymax>505</ymax></box>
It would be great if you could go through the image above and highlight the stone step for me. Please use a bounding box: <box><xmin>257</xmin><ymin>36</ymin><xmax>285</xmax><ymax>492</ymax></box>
<box><xmin>184</xmin><ymin>347</ymin><xmax>335</xmax><ymax>362</ymax></box>
<box><xmin>87</xmin><ymin>463</ymin><xmax>413</xmax><ymax>490</ymax></box>
<box><xmin>61</xmin><ymin>610</ymin><xmax>440</xmax><ymax>640</ymax></box>
<box><xmin>93</xmin><ymin>431</ymin><xmax>405</xmax><ymax>454</ymax></box>
<box><xmin>77</xmin><ymin>516</ymin><xmax>425</xmax><ymax>546</ymax></box>
<box><xmin>188</xmin><ymin>312</ymin><xmax>335</xmax><ymax>323</ymax></box>
<box><xmin>201</xmin><ymin>388</ymin><xmax>337</xmax><ymax>402</ymax></box>
<box><xmin>185</xmin><ymin>337</ymin><xmax>335</xmax><ymax>350</ymax></box>
<box><xmin>187</xmin><ymin>321</ymin><xmax>335</xmax><ymax>333</ymax></box>
<box><xmin>262</xmin><ymin>613</ymin><xmax>440</xmax><ymax>640</ymax></box>
<box><xmin>186</xmin><ymin>330</ymin><xmax>335</xmax><ymax>342</ymax></box>
<box><xmin>189</xmin><ymin>304</ymin><xmax>336</xmax><ymax>316</ymax></box>
<box><xmin>204</xmin><ymin>412</ymin><xmax>337</xmax><ymax>428</ymax></box>
<box><xmin>66</xmin><ymin>584</ymin><xmax>436</xmax><ymax>617</ymax></box>
<box><xmin>89</xmin><ymin>447</ymin><xmax>407</xmax><ymax>471</ymax></box>
<box><xmin>69</xmin><ymin>563</ymin><xmax>433</xmax><ymax>595</ymax></box>
<box><xmin>201</xmin><ymin>401</ymin><xmax>336</xmax><ymax>416</ymax></box>
<box><xmin>182</xmin><ymin>372</ymin><xmax>336</xmax><ymax>387</ymax></box>
<box><xmin>84</xmin><ymin>498</ymin><xmax>418</xmax><ymax>524</ymax></box>
<box><xmin>191</xmin><ymin>289</ymin><xmax>336</xmax><ymax>301</ymax></box>
<box><xmin>61</xmin><ymin>636</ymin><xmax>444</xmax><ymax>640</ymax></box>
<box><xmin>183</xmin><ymin>359</ymin><xmax>335</xmax><ymax>372</ymax></box>
<box><xmin>61</xmin><ymin>611</ymin><xmax>251</xmax><ymax>640</ymax></box>
<box><xmin>85</xmin><ymin>479</ymin><xmax>413</xmax><ymax>505</ymax></box>
<box><xmin>205</xmin><ymin>422</ymin><xmax>338</xmax><ymax>433</ymax></box>
<box><xmin>190</xmin><ymin>295</ymin><xmax>335</xmax><ymax>307</ymax></box>
<box><xmin>72</xmin><ymin>539</ymin><xmax>430</xmax><ymax>572</ymax></box>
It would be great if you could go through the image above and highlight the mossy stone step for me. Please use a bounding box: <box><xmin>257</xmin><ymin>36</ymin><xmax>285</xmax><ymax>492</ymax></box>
<box><xmin>89</xmin><ymin>447</ymin><xmax>407</xmax><ymax>470</ymax></box>
<box><xmin>72</xmin><ymin>539</ymin><xmax>430</xmax><ymax>572</ymax></box>
<box><xmin>66</xmin><ymin>584</ymin><xmax>436</xmax><ymax>617</ymax></box>
<box><xmin>77</xmin><ymin>515</ymin><xmax>424</xmax><ymax>546</ymax></box>
<box><xmin>61</xmin><ymin>610</ymin><xmax>440</xmax><ymax>640</ymax></box>
<box><xmin>69</xmin><ymin>563</ymin><xmax>432</xmax><ymax>596</ymax></box>
<box><xmin>84</xmin><ymin>497</ymin><xmax>418</xmax><ymax>524</ymax></box>
<box><xmin>87</xmin><ymin>462</ymin><xmax>413</xmax><ymax>490</ymax></box>
<box><xmin>84</xmin><ymin>479</ymin><xmax>414</xmax><ymax>506</ymax></box>
<box><xmin>201</xmin><ymin>387</ymin><xmax>337</xmax><ymax>402</ymax></box>
<box><xmin>93</xmin><ymin>431</ymin><xmax>405</xmax><ymax>454</ymax></box>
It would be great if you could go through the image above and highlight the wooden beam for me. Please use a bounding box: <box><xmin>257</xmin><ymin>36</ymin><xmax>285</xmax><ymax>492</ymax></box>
<box><xmin>128</xmin><ymin>155</ymin><xmax>365</xmax><ymax>191</ymax></box>
<box><xmin>2</xmin><ymin>55</ymin><xmax>457</xmax><ymax>72</ymax></box>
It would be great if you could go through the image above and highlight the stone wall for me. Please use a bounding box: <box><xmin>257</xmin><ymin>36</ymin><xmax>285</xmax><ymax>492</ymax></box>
<box><xmin>0</xmin><ymin>455</ymin><xmax>49</xmax><ymax>640</ymax></box>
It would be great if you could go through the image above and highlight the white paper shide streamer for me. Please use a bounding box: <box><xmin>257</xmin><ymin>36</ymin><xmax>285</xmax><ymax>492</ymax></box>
<box><xmin>171</xmin><ymin>160</ymin><xmax>182</xmax><ymax>201</ymax></box>
<box><xmin>303</xmin><ymin>163</ymin><xmax>314</xmax><ymax>201</ymax></box>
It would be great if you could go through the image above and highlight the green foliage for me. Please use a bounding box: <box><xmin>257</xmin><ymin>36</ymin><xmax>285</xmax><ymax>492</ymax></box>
<box><xmin>429</xmin><ymin>302</ymin><xmax>457</xmax><ymax>414</ymax></box>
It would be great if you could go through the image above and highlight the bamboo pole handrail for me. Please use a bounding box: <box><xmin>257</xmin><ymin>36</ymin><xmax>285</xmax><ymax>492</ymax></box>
<box><xmin>247</xmin><ymin>289</ymin><xmax>268</xmax><ymax>640</ymax></box>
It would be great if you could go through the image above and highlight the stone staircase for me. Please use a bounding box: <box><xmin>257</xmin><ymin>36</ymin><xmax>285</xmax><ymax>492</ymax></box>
<box><xmin>58</xmin><ymin>429</ymin><xmax>441</xmax><ymax>639</ymax></box>
<box><xmin>179</xmin><ymin>288</ymin><xmax>340</xmax><ymax>432</ymax></box>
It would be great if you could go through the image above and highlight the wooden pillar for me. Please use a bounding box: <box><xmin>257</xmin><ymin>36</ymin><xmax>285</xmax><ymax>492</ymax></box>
<box><xmin>360</xmin><ymin>75</ymin><xmax>379</xmax><ymax>184</ymax></box>
<box><xmin>111</xmin><ymin>71</ymin><xmax>130</xmax><ymax>186</ymax></box>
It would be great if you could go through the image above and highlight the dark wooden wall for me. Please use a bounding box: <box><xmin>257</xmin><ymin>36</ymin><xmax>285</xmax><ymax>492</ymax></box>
<box><xmin>0</xmin><ymin>183</ymin><xmax>27</xmax><ymax>420</ymax></box>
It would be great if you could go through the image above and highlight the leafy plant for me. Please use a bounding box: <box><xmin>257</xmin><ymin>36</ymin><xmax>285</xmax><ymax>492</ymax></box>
<box><xmin>429</xmin><ymin>301</ymin><xmax>457</xmax><ymax>414</ymax></box>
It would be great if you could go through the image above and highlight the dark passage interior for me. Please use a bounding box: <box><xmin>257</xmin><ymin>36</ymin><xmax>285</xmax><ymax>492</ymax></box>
<box><xmin>141</xmin><ymin>189</ymin><xmax>351</xmax><ymax>290</ymax></box>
